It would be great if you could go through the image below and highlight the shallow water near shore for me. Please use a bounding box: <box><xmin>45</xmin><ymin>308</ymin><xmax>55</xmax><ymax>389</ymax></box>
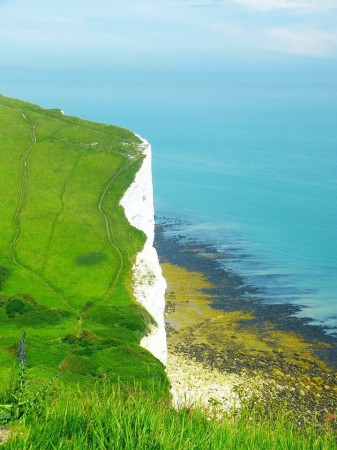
<box><xmin>155</xmin><ymin>223</ymin><xmax>337</xmax><ymax>419</ymax></box>
<box><xmin>2</xmin><ymin>67</ymin><xmax>337</xmax><ymax>333</ymax></box>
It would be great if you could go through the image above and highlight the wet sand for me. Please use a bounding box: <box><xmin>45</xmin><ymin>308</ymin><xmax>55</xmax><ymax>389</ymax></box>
<box><xmin>155</xmin><ymin>218</ymin><xmax>337</xmax><ymax>420</ymax></box>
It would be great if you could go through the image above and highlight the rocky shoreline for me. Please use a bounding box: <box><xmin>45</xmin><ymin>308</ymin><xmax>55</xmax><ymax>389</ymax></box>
<box><xmin>155</xmin><ymin>218</ymin><xmax>337</xmax><ymax>422</ymax></box>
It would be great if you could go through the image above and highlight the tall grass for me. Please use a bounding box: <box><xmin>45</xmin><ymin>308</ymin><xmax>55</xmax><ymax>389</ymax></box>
<box><xmin>3</xmin><ymin>383</ymin><xmax>337</xmax><ymax>449</ymax></box>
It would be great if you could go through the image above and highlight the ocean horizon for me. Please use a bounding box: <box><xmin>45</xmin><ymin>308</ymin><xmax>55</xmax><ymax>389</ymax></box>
<box><xmin>2</xmin><ymin>65</ymin><xmax>337</xmax><ymax>335</ymax></box>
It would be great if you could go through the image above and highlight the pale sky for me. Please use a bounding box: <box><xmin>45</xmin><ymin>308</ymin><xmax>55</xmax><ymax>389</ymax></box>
<box><xmin>1</xmin><ymin>0</ymin><xmax>337</xmax><ymax>70</ymax></box>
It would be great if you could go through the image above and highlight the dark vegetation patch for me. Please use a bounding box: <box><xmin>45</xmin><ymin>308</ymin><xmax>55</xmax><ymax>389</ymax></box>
<box><xmin>75</xmin><ymin>252</ymin><xmax>107</xmax><ymax>266</ymax></box>
<box><xmin>0</xmin><ymin>293</ymin><xmax>70</xmax><ymax>325</ymax></box>
<box><xmin>59</xmin><ymin>354</ymin><xmax>100</xmax><ymax>376</ymax></box>
<box><xmin>62</xmin><ymin>330</ymin><xmax>121</xmax><ymax>357</ymax></box>
<box><xmin>83</xmin><ymin>304</ymin><xmax>154</xmax><ymax>337</ymax></box>
<box><xmin>0</xmin><ymin>265</ymin><xmax>10</xmax><ymax>290</ymax></box>
<box><xmin>59</xmin><ymin>343</ymin><xmax>167</xmax><ymax>385</ymax></box>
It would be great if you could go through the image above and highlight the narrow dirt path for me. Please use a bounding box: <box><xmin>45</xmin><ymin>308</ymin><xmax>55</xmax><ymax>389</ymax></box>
<box><xmin>98</xmin><ymin>155</ymin><xmax>143</xmax><ymax>301</ymax></box>
<box><xmin>8</xmin><ymin>112</ymin><xmax>73</xmax><ymax>310</ymax></box>
<box><xmin>10</xmin><ymin>113</ymin><xmax>36</xmax><ymax>263</ymax></box>
<box><xmin>8</xmin><ymin>110</ymin><xmax>142</xmax><ymax>309</ymax></box>
<box><xmin>41</xmin><ymin>152</ymin><xmax>83</xmax><ymax>274</ymax></box>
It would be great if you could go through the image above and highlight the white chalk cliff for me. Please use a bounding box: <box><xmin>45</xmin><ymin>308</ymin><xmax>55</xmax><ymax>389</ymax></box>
<box><xmin>120</xmin><ymin>137</ymin><xmax>167</xmax><ymax>366</ymax></box>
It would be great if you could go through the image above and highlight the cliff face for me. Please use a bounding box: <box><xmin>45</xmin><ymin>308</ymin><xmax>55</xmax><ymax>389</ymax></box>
<box><xmin>120</xmin><ymin>138</ymin><xmax>167</xmax><ymax>365</ymax></box>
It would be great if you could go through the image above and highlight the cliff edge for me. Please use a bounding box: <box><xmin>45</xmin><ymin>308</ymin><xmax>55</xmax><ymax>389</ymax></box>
<box><xmin>120</xmin><ymin>137</ymin><xmax>167</xmax><ymax>365</ymax></box>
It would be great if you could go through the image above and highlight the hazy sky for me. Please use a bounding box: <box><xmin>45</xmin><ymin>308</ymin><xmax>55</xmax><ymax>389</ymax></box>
<box><xmin>1</xmin><ymin>0</ymin><xmax>337</xmax><ymax>70</ymax></box>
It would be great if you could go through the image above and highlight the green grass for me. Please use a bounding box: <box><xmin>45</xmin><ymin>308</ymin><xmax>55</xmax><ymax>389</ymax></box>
<box><xmin>0</xmin><ymin>94</ymin><xmax>167</xmax><ymax>391</ymax></box>
<box><xmin>0</xmin><ymin>94</ymin><xmax>336</xmax><ymax>449</ymax></box>
<box><xmin>2</xmin><ymin>383</ymin><xmax>337</xmax><ymax>449</ymax></box>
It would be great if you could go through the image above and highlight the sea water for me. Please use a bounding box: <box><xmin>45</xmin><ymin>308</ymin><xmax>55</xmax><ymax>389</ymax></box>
<box><xmin>2</xmin><ymin>66</ymin><xmax>337</xmax><ymax>334</ymax></box>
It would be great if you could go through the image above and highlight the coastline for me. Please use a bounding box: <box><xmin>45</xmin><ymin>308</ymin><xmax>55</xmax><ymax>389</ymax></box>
<box><xmin>120</xmin><ymin>138</ymin><xmax>337</xmax><ymax>420</ymax></box>
<box><xmin>155</xmin><ymin>218</ymin><xmax>337</xmax><ymax>420</ymax></box>
<box><xmin>120</xmin><ymin>137</ymin><xmax>167</xmax><ymax>365</ymax></box>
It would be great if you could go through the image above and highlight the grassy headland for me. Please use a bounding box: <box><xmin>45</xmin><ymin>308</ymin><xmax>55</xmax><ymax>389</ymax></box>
<box><xmin>0</xmin><ymin>94</ymin><xmax>167</xmax><ymax>390</ymax></box>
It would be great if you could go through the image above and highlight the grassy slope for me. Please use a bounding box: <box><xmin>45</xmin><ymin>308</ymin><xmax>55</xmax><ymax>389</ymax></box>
<box><xmin>0</xmin><ymin>94</ymin><xmax>167</xmax><ymax>390</ymax></box>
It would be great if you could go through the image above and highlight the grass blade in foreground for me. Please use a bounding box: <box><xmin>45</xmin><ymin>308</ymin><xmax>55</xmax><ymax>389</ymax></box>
<box><xmin>4</xmin><ymin>384</ymin><xmax>337</xmax><ymax>449</ymax></box>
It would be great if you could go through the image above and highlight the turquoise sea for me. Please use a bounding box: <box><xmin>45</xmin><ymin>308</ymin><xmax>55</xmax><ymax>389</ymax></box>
<box><xmin>2</xmin><ymin>65</ymin><xmax>337</xmax><ymax>334</ymax></box>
